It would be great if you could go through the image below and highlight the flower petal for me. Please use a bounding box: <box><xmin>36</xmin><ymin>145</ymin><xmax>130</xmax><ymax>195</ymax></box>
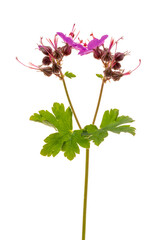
<box><xmin>87</xmin><ymin>39</ymin><xmax>100</xmax><ymax>50</ymax></box>
<box><xmin>78</xmin><ymin>49</ymin><xmax>93</xmax><ymax>55</ymax></box>
<box><xmin>99</xmin><ymin>34</ymin><xmax>108</xmax><ymax>43</ymax></box>
<box><xmin>88</xmin><ymin>34</ymin><xmax>108</xmax><ymax>50</ymax></box>
<box><xmin>57</xmin><ymin>32</ymin><xmax>86</xmax><ymax>51</ymax></box>
<box><xmin>72</xmin><ymin>42</ymin><xmax>86</xmax><ymax>50</ymax></box>
<box><xmin>57</xmin><ymin>32</ymin><xmax>74</xmax><ymax>46</ymax></box>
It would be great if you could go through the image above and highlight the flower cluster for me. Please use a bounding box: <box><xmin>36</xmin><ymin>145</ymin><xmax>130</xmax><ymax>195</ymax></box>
<box><xmin>16</xmin><ymin>24</ymin><xmax>141</xmax><ymax>82</ymax></box>
<box><xmin>77</xmin><ymin>35</ymin><xmax>141</xmax><ymax>82</ymax></box>
<box><xmin>16</xmin><ymin>24</ymin><xmax>80</xmax><ymax>78</ymax></box>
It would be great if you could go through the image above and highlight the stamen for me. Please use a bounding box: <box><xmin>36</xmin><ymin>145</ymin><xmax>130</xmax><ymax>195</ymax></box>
<box><xmin>114</xmin><ymin>36</ymin><xmax>124</xmax><ymax>53</ymax></box>
<box><xmin>40</xmin><ymin>37</ymin><xmax>43</xmax><ymax>45</ymax></box>
<box><xmin>108</xmin><ymin>38</ymin><xmax>114</xmax><ymax>51</ymax></box>
<box><xmin>69</xmin><ymin>24</ymin><xmax>77</xmax><ymax>39</ymax></box>
<box><xmin>54</xmin><ymin>34</ymin><xmax>58</xmax><ymax>49</ymax></box>
<box><xmin>46</xmin><ymin>38</ymin><xmax>55</xmax><ymax>49</ymax></box>
<box><xmin>115</xmin><ymin>36</ymin><xmax>124</xmax><ymax>44</ymax></box>
<box><xmin>124</xmin><ymin>59</ymin><xmax>141</xmax><ymax>75</ymax></box>
<box><xmin>78</xmin><ymin>37</ymin><xmax>83</xmax><ymax>43</ymax></box>
<box><xmin>72</xmin><ymin>23</ymin><xmax>76</xmax><ymax>33</ymax></box>
<box><xmin>39</xmin><ymin>37</ymin><xmax>54</xmax><ymax>60</ymax></box>
<box><xmin>16</xmin><ymin>57</ymin><xmax>39</xmax><ymax>70</ymax></box>
<box><xmin>74</xmin><ymin>31</ymin><xmax>80</xmax><ymax>40</ymax></box>
<box><xmin>90</xmin><ymin>33</ymin><xmax>96</xmax><ymax>39</ymax></box>
<box><xmin>28</xmin><ymin>62</ymin><xmax>40</xmax><ymax>68</ymax></box>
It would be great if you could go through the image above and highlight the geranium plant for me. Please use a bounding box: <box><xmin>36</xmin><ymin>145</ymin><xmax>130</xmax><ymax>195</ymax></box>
<box><xmin>17</xmin><ymin>24</ymin><xmax>141</xmax><ymax>240</ymax></box>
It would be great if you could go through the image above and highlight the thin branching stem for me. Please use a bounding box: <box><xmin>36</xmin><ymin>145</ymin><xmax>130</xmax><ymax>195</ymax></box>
<box><xmin>60</xmin><ymin>72</ymin><xmax>82</xmax><ymax>129</ymax></box>
<box><xmin>82</xmin><ymin>79</ymin><xmax>105</xmax><ymax>240</ymax></box>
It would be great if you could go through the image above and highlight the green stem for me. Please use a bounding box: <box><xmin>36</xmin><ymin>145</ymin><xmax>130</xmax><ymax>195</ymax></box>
<box><xmin>62</xmin><ymin>77</ymin><xmax>82</xmax><ymax>129</ymax></box>
<box><xmin>92</xmin><ymin>80</ymin><xmax>105</xmax><ymax>124</ymax></box>
<box><xmin>82</xmin><ymin>79</ymin><xmax>105</xmax><ymax>240</ymax></box>
<box><xmin>60</xmin><ymin>71</ymin><xmax>105</xmax><ymax>240</ymax></box>
<box><xmin>82</xmin><ymin>148</ymin><xmax>89</xmax><ymax>240</ymax></box>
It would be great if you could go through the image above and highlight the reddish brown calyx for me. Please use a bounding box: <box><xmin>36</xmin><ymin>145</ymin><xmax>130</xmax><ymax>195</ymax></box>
<box><xmin>62</xmin><ymin>44</ymin><xmax>72</xmax><ymax>56</ymax></box>
<box><xmin>52</xmin><ymin>48</ymin><xmax>63</xmax><ymax>60</ymax></box>
<box><xmin>93</xmin><ymin>47</ymin><xmax>103</xmax><ymax>59</ymax></box>
<box><xmin>52</xmin><ymin>63</ymin><xmax>61</xmax><ymax>74</ymax></box>
<box><xmin>40</xmin><ymin>67</ymin><xmax>53</xmax><ymax>77</ymax></box>
<box><xmin>42</xmin><ymin>56</ymin><xmax>51</xmax><ymax>65</ymax></box>
<box><xmin>39</xmin><ymin>46</ymin><xmax>53</xmax><ymax>55</ymax></box>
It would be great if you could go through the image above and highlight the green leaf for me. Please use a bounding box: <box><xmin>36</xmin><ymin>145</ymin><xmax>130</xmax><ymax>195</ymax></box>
<box><xmin>62</xmin><ymin>135</ymin><xmax>80</xmax><ymax>160</ymax></box>
<box><xmin>100</xmin><ymin>109</ymin><xmax>135</xmax><ymax>135</ymax></box>
<box><xmin>51</xmin><ymin>103</ymin><xmax>72</xmax><ymax>132</ymax></box>
<box><xmin>72</xmin><ymin>130</ymin><xmax>90</xmax><ymax>148</ymax></box>
<box><xmin>30</xmin><ymin>103</ymin><xmax>90</xmax><ymax>160</ymax></box>
<box><xmin>30</xmin><ymin>110</ymin><xmax>57</xmax><ymax>129</ymax></box>
<box><xmin>83</xmin><ymin>125</ymin><xmax>108</xmax><ymax>146</ymax></box>
<box><xmin>96</xmin><ymin>74</ymin><xmax>103</xmax><ymax>78</ymax></box>
<box><xmin>64</xmin><ymin>71</ymin><xmax>76</xmax><ymax>79</ymax></box>
<box><xmin>83</xmin><ymin>109</ymin><xmax>136</xmax><ymax>146</ymax></box>
<box><xmin>40</xmin><ymin>132</ymin><xmax>68</xmax><ymax>157</ymax></box>
<box><xmin>30</xmin><ymin>103</ymin><xmax>72</xmax><ymax>132</ymax></box>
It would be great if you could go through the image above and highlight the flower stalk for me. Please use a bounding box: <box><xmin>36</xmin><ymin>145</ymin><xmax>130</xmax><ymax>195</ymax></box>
<box><xmin>82</xmin><ymin>148</ymin><xmax>90</xmax><ymax>240</ymax></box>
<box><xmin>82</xmin><ymin>78</ymin><xmax>105</xmax><ymax>240</ymax></box>
<box><xmin>60</xmin><ymin>72</ymin><xmax>82</xmax><ymax>129</ymax></box>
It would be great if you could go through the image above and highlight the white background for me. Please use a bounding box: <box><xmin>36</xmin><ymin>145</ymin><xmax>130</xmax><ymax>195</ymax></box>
<box><xmin>0</xmin><ymin>0</ymin><xmax>160</xmax><ymax>239</ymax></box>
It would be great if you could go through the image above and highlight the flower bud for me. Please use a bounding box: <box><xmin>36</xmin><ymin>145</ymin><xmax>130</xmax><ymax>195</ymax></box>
<box><xmin>93</xmin><ymin>47</ymin><xmax>103</xmax><ymax>59</ymax></box>
<box><xmin>39</xmin><ymin>46</ymin><xmax>53</xmax><ymax>55</ymax></box>
<box><xmin>101</xmin><ymin>49</ymin><xmax>112</xmax><ymax>62</ymax></box>
<box><xmin>52</xmin><ymin>63</ymin><xmax>61</xmax><ymax>74</ymax></box>
<box><xmin>111</xmin><ymin>71</ymin><xmax>123</xmax><ymax>81</ymax></box>
<box><xmin>42</xmin><ymin>56</ymin><xmax>51</xmax><ymax>65</ymax></box>
<box><xmin>103</xmin><ymin>68</ymin><xmax>113</xmax><ymax>81</ymax></box>
<box><xmin>114</xmin><ymin>52</ymin><xmax>125</xmax><ymax>61</ymax></box>
<box><xmin>62</xmin><ymin>44</ymin><xmax>72</xmax><ymax>56</ymax></box>
<box><xmin>112</xmin><ymin>62</ymin><xmax>121</xmax><ymax>70</ymax></box>
<box><xmin>40</xmin><ymin>67</ymin><xmax>53</xmax><ymax>77</ymax></box>
<box><xmin>52</xmin><ymin>48</ymin><xmax>63</xmax><ymax>60</ymax></box>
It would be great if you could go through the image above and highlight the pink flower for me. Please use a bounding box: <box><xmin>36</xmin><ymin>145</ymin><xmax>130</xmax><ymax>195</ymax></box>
<box><xmin>78</xmin><ymin>35</ymin><xmax>108</xmax><ymax>56</ymax></box>
<box><xmin>56</xmin><ymin>32</ymin><xmax>86</xmax><ymax>51</ymax></box>
<box><xmin>56</xmin><ymin>24</ymin><xmax>86</xmax><ymax>51</ymax></box>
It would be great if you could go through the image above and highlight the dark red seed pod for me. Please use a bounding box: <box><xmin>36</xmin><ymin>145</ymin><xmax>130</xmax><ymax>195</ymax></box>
<box><xmin>112</xmin><ymin>62</ymin><xmax>121</xmax><ymax>70</ymax></box>
<box><xmin>101</xmin><ymin>49</ymin><xmax>112</xmax><ymax>62</ymax></box>
<box><xmin>103</xmin><ymin>68</ymin><xmax>113</xmax><ymax>82</ymax></box>
<box><xmin>40</xmin><ymin>67</ymin><xmax>53</xmax><ymax>77</ymax></box>
<box><xmin>62</xmin><ymin>44</ymin><xmax>72</xmax><ymax>56</ymax></box>
<box><xmin>93</xmin><ymin>47</ymin><xmax>103</xmax><ymax>59</ymax></box>
<box><xmin>39</xmin><ymin>46</ymin><xmax>53</xmax><ymax>55</ymax></box>
<box><xmin>111</xmin><ymin>71</ymin><xmax>123</xmax><ymax>81</ymax></box>
<box><xmin>104</xmin><ymin>68</ymin><xmax>112</xmax><ymax>78</ymax></box>
<box><xmin>42</xmin><ymin>56</ymin><xmax>51</xmax><ymax>65</ymax></box>
<box><xmin>52</xmin><ymin>63</ymin><xmax>61</xmax><ymax>74</ymax></box>
<box><xmin>114</xmin><ymin>52</ymin><xmax>125</xmax><ymax>61</ymax></box>
<box><xmin>52</xmin><ymin>48</ymin><xmax>63</xmax><ymax>60</ymax></box>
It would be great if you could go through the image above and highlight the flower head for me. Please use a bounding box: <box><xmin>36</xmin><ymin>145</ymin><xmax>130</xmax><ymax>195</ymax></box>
<box><xmin>56</xmin><ymin>24</ymin><xmax>86</xmax><ymax>51</ymax></box>
<box><xmin>78</xmin><ymin>34</ymin><xmax>108</xmax><ymax>56</ymax></box>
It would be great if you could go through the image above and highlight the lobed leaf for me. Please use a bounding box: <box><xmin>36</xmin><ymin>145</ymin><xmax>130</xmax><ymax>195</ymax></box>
<box><xmin>83</xmin><ymin>109</ymin><xmax>136</xmax><ymax>146</ymax></box>
<box><xmin>30</xmin><ymin>110</ymin><xmax>57</xmax><ymax>129</ymax></box>
<box><xmin>30</xmin><ymin>103</ymin><xmax>72</xmax><ymax>132</ymax></box>
<box><xmin>64</xmin><ymin>71</ymin><xmax>76</xmax><ymax>79</ymax></box>
<box><xmin>100</xmin><ymin>109</ymin><xmax>135</xmax><ymax>135</ymax></box>
<box><xmin>30</xmin><ymin>103</ymin><xmax>89</xmax><ymax>160</ymax></box>
<box><xmin>83</xmin><ymin>125</ymin><xmax>108</xmax><ymax>146</ymax></box>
